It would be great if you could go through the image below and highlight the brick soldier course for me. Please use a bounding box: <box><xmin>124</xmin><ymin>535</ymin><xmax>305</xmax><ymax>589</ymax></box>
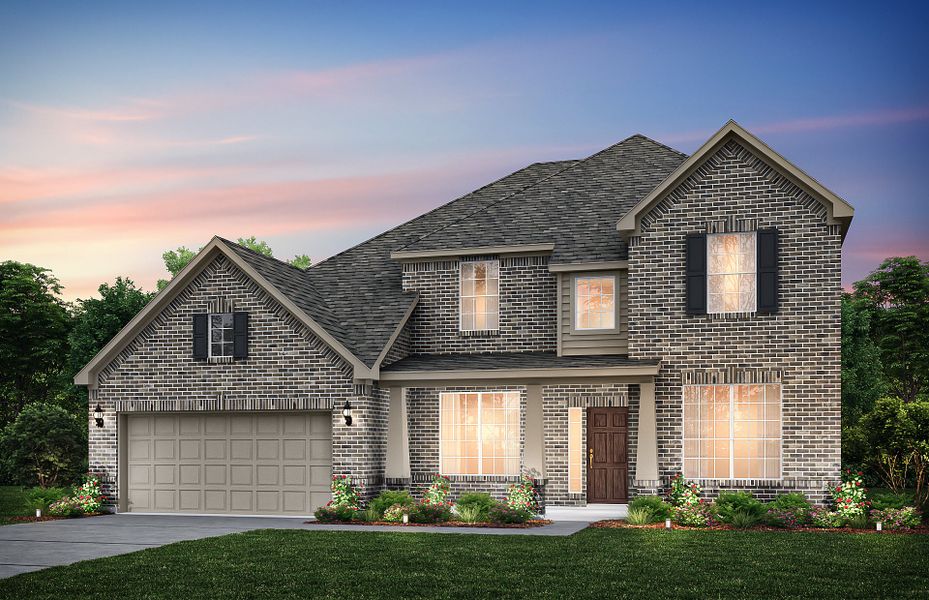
<box><xmin>77</xmin><ymin>121</ymin><xmax>852</xmax><ymax>513</ymax></box>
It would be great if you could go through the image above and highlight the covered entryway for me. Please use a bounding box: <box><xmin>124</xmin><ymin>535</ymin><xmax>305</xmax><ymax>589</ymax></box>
<box><xmin>124</xmin><ymin>412</ymin><xmax>331</xmax><ymax>515</ymax></box>
<box><xmin>586</xmin><ymin>406</ymin><xmax>629</xmax><ymax>503</ymax></box>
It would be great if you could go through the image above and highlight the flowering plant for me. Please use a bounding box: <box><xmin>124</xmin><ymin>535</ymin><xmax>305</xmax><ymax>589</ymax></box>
<box><xmin>831</xmin><ymin>469</ymin><xmax>870</xmax><ymax>518</ymax></box>
<box><xmin>673</xmin><ymin>501</ymin><xmax>714</xmax><ymax>527</ymax></box>
<box><xmin>383</xmin><ymin>503</ymin><xmax>409</xmax><ymax>523</ymax></box>
<box><xmin>329</xmin><ymin>474</ymin><xmax>361</xmax><ymax>509</ymax></box>
<box><xmin>870</xmin><ymin>507</ymin><xmax>922</xmax><ymax>530</ymax></box>
<box><xmin>421</xmin><ymin>473</ymin><xmax>451</xmax><ymax>506</ymax></box>
<box><xmin>505</xmin><ymin>474</ymin><xmax>540</xmax><ymax>516</ymax></box>
<box><xmin>809</xmin><ymin>506</ymin><xmax>845</xmax><ymax>528</ymax></box>
<box><xmin>71</xmin><ymin>473</ymin><xmax>105</xmax><ymax>514</ymax></box>
<box><xmin>764</xmin><ymin>506</ymin><xmax>809</xmax><ymax>529</ymax></box>
<box><xmin>48</xmin><ymin>498</ymin><xmax>82</xmax><ymax>518</ymax></box>
<box><xmin>667</xmin><ymin>474</ymin><xmax>701</xmax><ymax>507</ymax></box>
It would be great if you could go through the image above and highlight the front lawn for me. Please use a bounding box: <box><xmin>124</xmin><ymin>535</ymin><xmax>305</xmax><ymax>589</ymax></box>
<box><xmin>1</xmin><ymin>527</ymin><xmax>928</xmax><ymax>599</ymax></box>
<box><xmin>0</xmin><ymin>486</ymin><xmax>29</xmax><ymax>525</ymax></box>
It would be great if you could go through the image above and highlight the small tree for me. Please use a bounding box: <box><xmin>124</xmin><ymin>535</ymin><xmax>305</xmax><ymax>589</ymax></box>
<box><xmin>861</xmin><ymin>397</ymin><xmax>929</xmax><ymax>507</ymax></box>
<box><xmin>0</xmin><ymin>403</ymin><xmax>86</xmax><ymax>487</ymax></box>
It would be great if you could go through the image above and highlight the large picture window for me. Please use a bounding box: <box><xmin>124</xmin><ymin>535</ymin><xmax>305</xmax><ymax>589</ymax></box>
<box><xmin>460</xmin><ymin>260</ymin><xmax>499</xmax><ymax>331</ymax></box>
<box><xmin>440</xmin><ymin>392</ymin><xmax>519</xmax><ymax>475</ymax></box>
<box><xmin>574</xmin><ymin>275</ymin><xmax>616</xmax><ymax>330</ymax></box>
<box><xmin>707</xmin><ymin>232</ymin><xmax>756</xmax><ymax>314</ymax></box>
<box><xmin>683</xmin><ymin>384</ymin><xmax>781</xmax><ymax>480</ymax></box>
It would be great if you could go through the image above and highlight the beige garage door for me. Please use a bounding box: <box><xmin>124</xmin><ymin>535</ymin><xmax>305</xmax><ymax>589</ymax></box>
<box><xmin>125</xmin><ymin>412</ymin><xmax>331</xmax><ymax>515</ymax></box>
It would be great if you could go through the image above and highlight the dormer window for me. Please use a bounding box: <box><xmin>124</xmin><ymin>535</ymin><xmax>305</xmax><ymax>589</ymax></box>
<box><xmin>708</xmin><ymin>232</ymin><xmax>756</xmax><ymax>314</ymax></box>
<box><xmin>574</xmin><ymin>275</ymin><xmax>616</xmax><ymax>330</ymax></box>
<box><xmin>460</xmin><ymin>260</ymin><xmax>499</xmax><ymax>331</ymax></box>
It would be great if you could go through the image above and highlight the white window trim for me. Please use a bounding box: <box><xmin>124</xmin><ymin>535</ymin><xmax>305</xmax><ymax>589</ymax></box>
<box><xmin>707</xmin><ymin>231</ymin><xmax>757</xmax><ymax>314</ymax></box>
<box><xmin>681</xmin><ymin>383</ymin><xmax>783</xmax><ymax>481</ymax></box>
<box><xmin>458</xmin><ymin>259</ymin><xmax>500</xmax><ymax>332</ymax></box>
<box><xmin>572</xmin><ymin>274</ymin><xmax>618</xmax><ymax>332</ymax></box>
<box><xmin>208</xmin><ymin>312</ymin><xmax>234</xmax><ymax>358</ymax></box>
<box><xmin>439</xmin><ymin>391</ymin><xmax>520</xmax><ymax>476</ymax></box>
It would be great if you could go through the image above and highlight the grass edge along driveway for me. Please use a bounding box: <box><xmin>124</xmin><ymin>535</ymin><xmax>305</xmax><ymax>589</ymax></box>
<box><xmin>1</xmin><ymin>527</ymin><xmax>927</xmax><ymax>599</ymax></box>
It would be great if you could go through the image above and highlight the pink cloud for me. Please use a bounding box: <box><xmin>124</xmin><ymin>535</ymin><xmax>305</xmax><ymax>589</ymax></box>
<box><xmin>7</xmin><ymin>100</ymin><xmax>164</xmax><ymax>122</ymax></box>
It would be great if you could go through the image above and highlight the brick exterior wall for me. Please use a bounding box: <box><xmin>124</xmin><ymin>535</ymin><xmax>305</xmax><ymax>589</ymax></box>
<box><xmin>88</xmin><ymin>255</ymin><xmax>385</xmax><ymax>508</ymax></box>
<box><xmin>401</xmin><ymin>255</ymin><xmax>557</xmax><ymax>354</ymax></box>
<box><xmin>627</xmin><ymin>139</ymin><xmax>842</xmax><ymax>503</ymax></box>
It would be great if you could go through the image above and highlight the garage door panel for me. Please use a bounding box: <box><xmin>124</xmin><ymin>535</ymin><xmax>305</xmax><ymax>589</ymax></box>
<box><xmin>126</xmin><ymin>412</ymin><xmax>330</xmax><ymax>515</ymax></box>
<box><xmin>179</xmin><ymin>465</ymin><xmax>200</xmax><ymax>485</ymax></box>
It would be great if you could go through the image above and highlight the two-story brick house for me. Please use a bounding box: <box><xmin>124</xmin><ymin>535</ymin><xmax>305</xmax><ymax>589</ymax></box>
<box><xmin>76</xmin><ymin>121</ymin><xmax>853</xmax><ymax>514</ymax></box>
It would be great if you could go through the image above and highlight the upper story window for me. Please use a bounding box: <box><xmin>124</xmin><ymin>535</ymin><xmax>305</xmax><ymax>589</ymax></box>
<box><xmin>574</xmin><ymin>275</ymin><xmax>616</xmax><ymax>330</ymax></box>
<box><xmin>209</xmin><ymin>313</ymin><xmax>235</xmax><ymax>357</ymax></box>
<box><xmin>460</xmin><ymin>260</ymin><xmax>499</xmax><ymax>331</ymax></box>
<box><xmin>708</xmin><ymin>232</ymin><xmax>756</xmax><ymax>314</ymax></box>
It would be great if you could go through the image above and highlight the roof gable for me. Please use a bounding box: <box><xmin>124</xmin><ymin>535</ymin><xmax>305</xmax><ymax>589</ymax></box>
<box><xmin>75</xmin><ymin>237</ymin><xmax>369</xmax><ymax>387</ymax></box>
<box><xmin>616</xmin><ymin>120</ymin><xmax>854</xmax><ymax>238</ymax></box>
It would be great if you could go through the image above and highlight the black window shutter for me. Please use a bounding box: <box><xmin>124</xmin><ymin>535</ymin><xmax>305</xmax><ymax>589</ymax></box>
<box><xmin>757</xmin><ymin>228</ymin><xmax>779</xmax><ymax>314</ymax></box>
<box><xmin>685</xmin><ymin>233</ymin><xmax>707</xmax><ymax>315</ymax></box>
<box><xmin>233</xmin><ymin>312</ymin><xmax>249</xmax><ymax>359</ymax></box>
<box><xmin>192</xmin><ymin>314</ymin><xmax>208</xmax><ymax>359</ymax></box>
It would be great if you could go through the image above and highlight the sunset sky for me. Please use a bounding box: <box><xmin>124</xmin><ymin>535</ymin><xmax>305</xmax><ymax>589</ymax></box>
<box><xmin>2</xmin><ymin>1</ymin><xmax>927</xmax><ymax>300</ymax></box>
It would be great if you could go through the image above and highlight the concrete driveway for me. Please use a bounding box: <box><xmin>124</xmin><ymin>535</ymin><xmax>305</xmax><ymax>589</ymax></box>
<box><xmin>0</xmin><ymin>514</ymin><xmax>309</xmax><ymax>579</ymax></box>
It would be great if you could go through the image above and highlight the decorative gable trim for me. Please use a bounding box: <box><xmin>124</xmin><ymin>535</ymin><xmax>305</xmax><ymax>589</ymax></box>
<box><xmin>616</xmin><ymin>120</ymin><xmax>854</xmax><ymax>239</ymax></box>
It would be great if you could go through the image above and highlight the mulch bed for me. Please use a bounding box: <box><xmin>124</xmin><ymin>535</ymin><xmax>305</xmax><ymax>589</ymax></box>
<box><xmin>5</xmin><ymin>513</ymin><xmax>106</xmax><ymax>524</ymax></box>
<box><xmin>305</xmin><ymin>519</ymin><xmax>553</xmax><ymax>529</ymax></box>
<box><xmin>591</xmin><ymin>519</ymin><xmax>929</xmax><ymax>535</ymax></box>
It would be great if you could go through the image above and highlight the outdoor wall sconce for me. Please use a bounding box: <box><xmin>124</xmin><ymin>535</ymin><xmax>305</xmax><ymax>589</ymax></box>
<box><xmin>342</xmin><ymin>400</ymin><xmax>353</xmax><ymax>426</ymax></box>
<box><xmin>93</xmin><ymin>404</ymin><xmax>104</xmax><ymax>428</ymax></box>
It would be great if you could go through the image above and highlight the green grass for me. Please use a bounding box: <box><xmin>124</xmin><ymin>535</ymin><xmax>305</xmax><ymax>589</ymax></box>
<box><xmin>1</xmin><ymin>528</ymin><xmax>927</xmax><ymax>599</ymax></box>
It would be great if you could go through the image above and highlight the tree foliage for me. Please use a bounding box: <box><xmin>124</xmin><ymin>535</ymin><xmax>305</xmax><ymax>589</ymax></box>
<box><xmin>860</xmin><ymin>397</ymin><xmax>929</xmax><ymax>507</ymax></box>
<box><xmin>840</xmin><ymin>295</ymin><xmax>885</xmax><ymax>424</ymax></box>
<box><xmin>852</xmin><ymin>256</ymin><xmax>929</xmax><ymax>403</ymax></box>
<box><xmin>0</xmin><ymin>262</ymin><xmax>72</xmax><ymax>427</ymax></box>
<box><xmin>0</xmin><ymin>403</ymin><xmax>86</xmax><ymax>487</ymax></box>
<box><xmin>289</xmin><ymin>254</ymin><xmax>312</xmax><ymax>270</ymax></box>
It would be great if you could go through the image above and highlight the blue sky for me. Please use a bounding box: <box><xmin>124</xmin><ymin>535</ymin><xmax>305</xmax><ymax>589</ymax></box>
<box><xmin>1</xmin><ymin>1</ymin><xmax>927</xmax><ymax>298</ymax></box>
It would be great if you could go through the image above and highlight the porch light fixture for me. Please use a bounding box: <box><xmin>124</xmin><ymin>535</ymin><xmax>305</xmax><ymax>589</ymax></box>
<box><xmin>342</xmin><ymin>400</ymin><xmax>353</xmax><ymax>426</ymax></box>
<box><xmin>665</xmin><ymin>518</ymin><xmax>672</xmax><ymax>530</ymax></box>
<box><xmin>93</xmin><ymin>404</ymin><xmax>104</xmax><ymax>428</ymax></box>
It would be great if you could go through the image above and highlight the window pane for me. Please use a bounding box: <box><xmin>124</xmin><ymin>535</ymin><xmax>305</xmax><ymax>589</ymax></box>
<box><xmin>460</xmin><ymin>260</ymin><xmax>499</xmax><ymax>331</ymax></box>
<box><xmin>568</xmin><ymin>407</ymin><xmax>582</xmax><ymax>494</ymax></box>
<box><xmin>441</xmin><ymin>391</ymin><xmax>518</xmax><ymax>475</ymax></box>
<box><xmin>707</xmin><ymin>232</ymin><xmax>757</xmax><ymax>314</ymax></box>
<box><xmin>575</xmin><ymin>276</ymin><xmax>616</xmax><ymax>330</ymax></box>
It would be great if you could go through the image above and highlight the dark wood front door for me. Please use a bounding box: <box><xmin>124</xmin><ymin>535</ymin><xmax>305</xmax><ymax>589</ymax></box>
<box><xmin>587</xmin><ymin>406</ymin><xmax>629</xmax><ymax>503</ymax></box>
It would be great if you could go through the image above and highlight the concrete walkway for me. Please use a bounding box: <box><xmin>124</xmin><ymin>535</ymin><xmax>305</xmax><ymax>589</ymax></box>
<box><xmin>0</xmin><ymin>512</ymin><xmax>598</xmax><ymax>579</ymax></box>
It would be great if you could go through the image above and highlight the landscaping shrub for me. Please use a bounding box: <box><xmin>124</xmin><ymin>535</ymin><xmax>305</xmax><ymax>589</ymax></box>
<box><xmin>728</xmin><ymin>508</ymin><xmax>762</xmax><ymax>529</ymax></box>
<box><xmin>369</xmin><ymin>490</ymin><xmax>414</xmax><ymax>517</ymax></box>
<box><xmin>421</xmin><ymin>474</ymin><xmax>451</xmax><ymax>506</ymax></box>
<box><xmin>765</xmin><ymin>506</ymin><xmax>810</xmax><ymax>528</ymax></box>
<box><xmin>672</xmin><ymin>503</ymin><xmax>714</xmax><ymax>527</ymax></box>
<box><xmin>870</xmin><ymin>506</ymin><xmax>922</xmax><ymax>530</ymax></box>
<box><xmin>313</xmin><ymin>504</ymin><xmax>355</xmax><ymax>523</ymax></box>
<box><xmin>505</xmin><ymin>474</ymin><xmax>540</xmax><ymax>516</ymax></box>
<box><xmin>71</xmin><ymin>473</ymin><xmax>104</xmax><ymax>513</ymax></box>
<box><xmin>0</xmin><ymin>403</ymin><xmax>85</xmax><ymax>488</ymax></box>
<box><xmin>410</xmin><ymin>502</ymin><xmax>452</xmax><ymax>524</ymax></box>
<box><xmin>359</xmin><ymin>507</ymin><xmax>381</xmax><ymax>522</ymax></box>
<box><xmin>715</xmin><ymin>492</ymin><xmax>765</xmax><ymax>523</ymax></box>
<box><xmin>860</xmin><ymin>397</ymin><xmax>929</xmax><ymax>507</ymax></box>
<box><xmin>845</xmin><ymin>513</ymin><xmax>869</xmax><ymax>529</ymax></box>
<box><xmin>771</xmin><ymin>492</ymin><xmax>812</xmax><ymax>511</ymax></box>
<box><xmin>830</xmin><ymin>469</ymin><xmax>870</xmax><ymax>518</ymax></box>
<box><xmin>667</xmin><ymin>474</ymin><xmax>701</xmax><ymax>507</ymax></box>
<box><xmin>455</xmin><ymin>504</ymin><xmax>483</xmax><ymax>524</ymax></box>
<box><xmin>24</xmin><ymin>486</ymin><xmax>68</xmax><ymax>512</ymax></box>
<box><xmin>625</xmin><ymin>507</ymin><xmax>654</xmax><ymax>526</ymax></box>
<box><xmin>809</xmin><ymin>506</ymin><xmax>845</xmax><ymax>528</ymax></box>
<box><xmin>329</xmin><ymin>475</ymin><xmax>361</xmax><ymax>509</ymax></box>
<box><xmin>629</xmin><ymin>495</ymin><xmax>672</xmax><ymax>520</ymax></box>
<box><xmin>47</xmin><ymin>498</ymin><xmax>81</xmax><ymax>518</ymax></box>
<box><xmin>456</xmin><ymin>492</ymin><xmax>496</xmax><ymax>520</ymax></box>
<box><xmin>488</xmin><ymin>504</ymin><xmax>530</xmax><ymax>524</ymax></box>
<box><xmin>869</xmin><ymin>488</ymin><xmax>914</xmax><ymax>511</ymax></box>
<box><xmin>383</xmin><ymin>503</ymin><xmax>409</xmax><ymax>523</ymax></box>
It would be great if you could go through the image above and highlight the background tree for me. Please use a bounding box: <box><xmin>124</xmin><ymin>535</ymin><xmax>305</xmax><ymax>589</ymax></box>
<box><xmin>841</xmin><ymin>295</ymin><xmax>885</xmax><ymax>424</ymax></box>
<box><xmin>0</xmin><ymin>262</ymin><xmax>72</xmax><ymax>427</ymax></box>
<box><xmin>852</xmin><ymin>256</ymin><xmax>929</xmax><ymax>403</ymax></box>
<box><xmin>0</xmin><ymin>403</ymin><xmax>86</xmax><ymax>487</ymax></box>
<box><xmin>66</xmin><ymin>278</ymin><xmax>154</xmax><ymax>413</ymax></box>
<box><xmin>156</xmin><ymin>237</ymin><xmax>312</xmax><ymax>290</ymax></box>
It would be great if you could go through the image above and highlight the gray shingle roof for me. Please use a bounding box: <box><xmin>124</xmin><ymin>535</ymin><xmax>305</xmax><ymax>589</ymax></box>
<box><xmin>216</xmin><ymin>134</ymin><xmax>687</xmax><ymax>369</ymax></box>
<box><xmin>397</xmin><ymin>135</ymin><xmax>687</xmax><ymax>263</ymax></box>
<box><xmin>382</xmin><ymin>352</ymin><xmax>659</xmax><ymax>372</ymax></box>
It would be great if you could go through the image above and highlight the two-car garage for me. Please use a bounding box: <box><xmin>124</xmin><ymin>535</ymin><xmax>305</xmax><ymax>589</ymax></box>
<box><xmin>123</xmin><ymin>412</ymin><xmax>332</xmax><ymax>515</ymax></box>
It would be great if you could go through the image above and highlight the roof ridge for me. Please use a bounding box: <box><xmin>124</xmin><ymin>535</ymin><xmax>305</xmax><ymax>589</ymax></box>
<box><xmin>309</xmin><ymin>160</ymin><xmax>576</xmax><ymax>269</ymax></box>
<box><xmin>216</xmin><ymin>236</ymin><xmax>310</xmax><ymax>275</ymax></box>
<box><xmin>394</xmin><ymin>135</ymin><xmax>650</xmax><ymax>252</ymax></box>
<box><xmin>628</xmin><ymin>133</ymin><xmax>689</xmax><ymax>159</ymax></box>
